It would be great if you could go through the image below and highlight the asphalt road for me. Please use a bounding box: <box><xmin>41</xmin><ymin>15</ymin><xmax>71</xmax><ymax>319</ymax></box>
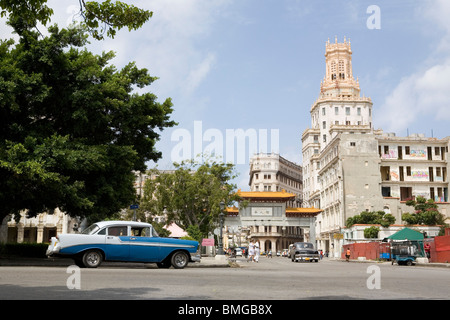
<box><xmin>0</xmin><ymin>257</ymin><xmax>449</xmax><ymax>300</ymax></box>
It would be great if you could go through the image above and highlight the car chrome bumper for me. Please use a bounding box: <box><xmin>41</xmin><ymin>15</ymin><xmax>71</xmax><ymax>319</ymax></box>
<box><xmin>294</xmin><ymin>256</ymin><xmax>319</xmax><ymax>261</ymax></box>
<box><xmin>190</xmin><ymin>252</ymin><xmax>201</xmax><ymax>262</ymax></box>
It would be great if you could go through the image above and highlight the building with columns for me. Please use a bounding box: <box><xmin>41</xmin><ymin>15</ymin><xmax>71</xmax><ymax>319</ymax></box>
<box><xmin>302</xmin><ymin>38</ymin><xmax>450</xmax><ymax>258</ymax></box>
<box><xmin>0</xmin><ymin>209</ymin><xmax>81</xmax><ymax>244</ymax></box>
<box><xmin>224</xmin><ymin>190</ymin><xmax>321</xmax><ymax>254</ymax></box>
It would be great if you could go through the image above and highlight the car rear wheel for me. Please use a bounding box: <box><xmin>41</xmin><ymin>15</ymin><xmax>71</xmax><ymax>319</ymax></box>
<box><xmin>171</xmin><ymin>251</ymin><xmax>189</xmax><ymax>269</ymax></box>
<box><xmin>82</xmin><ymin>250</ymin><xmax>103</xmax><ymax>268</ymax></box>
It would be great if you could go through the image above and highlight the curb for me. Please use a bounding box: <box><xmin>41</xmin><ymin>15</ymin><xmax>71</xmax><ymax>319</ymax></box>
<box><xmin>0</xmin><ymin>257</ymin><xmax>231</xmax><ymax>268</ymax></box>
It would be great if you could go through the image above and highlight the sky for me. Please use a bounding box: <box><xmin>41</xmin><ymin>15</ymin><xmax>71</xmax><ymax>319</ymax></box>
<box><xmin>2</xmin><ymin>0</ymin><xmax>450</xmax><ymax>191</ymax></box>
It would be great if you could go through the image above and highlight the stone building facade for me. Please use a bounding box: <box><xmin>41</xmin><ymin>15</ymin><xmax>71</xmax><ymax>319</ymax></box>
<box><xmin>224</xmin><ymin>191</ymin><xmax>321</xmax><ymax>254</ymax></box>
<box><xmin>249</xmin><ymin>152</ymin><xmax>302</xmax><ymax>207</ymax></box>
<box><xmin>301</xmin><ymin>38</ymin><xmax>450</xmax><ymax>258</ymax></box>
<box><xmin>0</xmin><ymin>209</ymin><xmax>81</xmax><ymax>244</ymax></box>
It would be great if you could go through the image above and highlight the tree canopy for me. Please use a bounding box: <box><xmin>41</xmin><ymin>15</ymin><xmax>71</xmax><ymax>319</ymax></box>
<box><xmin>402</xmin><ymin>196</ymin><xmax>447</xmax><ymax>226</ymax></box>
<box><xmin>141</xmin><ymin>159</ymin><xmax>241</xmax><ymax>242</ymax></box>
<box><xmin>0</xmin><ymin>1</ymin><xmax>175</xmax><ymax>222</ymax></box>
<box><xmin>346</xmin><ymin>210</ymin><xmax>395</xmax><ymax>228</ymax></box>
<box><xmin>0</xmin><ymin>0</ymin><xmax>152</xmax><ymax>40</ymax></box>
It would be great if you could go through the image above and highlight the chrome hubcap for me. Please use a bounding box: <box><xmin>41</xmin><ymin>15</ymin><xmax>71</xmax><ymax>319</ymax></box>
<box><xmin>87</xmin><ymin>252</ymin><xmax>100</xmax><ymax>266</ymax></box>
<box><xmin>174</xmin><ymin>253</ymin><xmax>187</xmax><ymax>267</ymax></box>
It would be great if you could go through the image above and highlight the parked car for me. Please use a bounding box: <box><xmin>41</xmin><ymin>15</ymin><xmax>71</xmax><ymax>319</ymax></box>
<box><xmin>289</xmin><ymin>242</ymin><xmax>319</xmax><ymax>262</ymax></box>
<box><xmin>46</xmin><ymin>221</ymin><xmax>201</xmax><ymax>269</ymax></box>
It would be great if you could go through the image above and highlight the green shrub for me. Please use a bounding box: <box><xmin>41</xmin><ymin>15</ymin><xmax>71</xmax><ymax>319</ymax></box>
<box><xmin>364</xmin><ymin>226</ymin><xmax>380</xmax><ymax>239</ymax></box>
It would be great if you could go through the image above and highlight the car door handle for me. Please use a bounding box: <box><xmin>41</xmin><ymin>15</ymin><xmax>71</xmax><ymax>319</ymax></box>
<box><xmin>130</xmin><ymin>237</ymin><xmax>136</xmax><ymax>240</ymax></box>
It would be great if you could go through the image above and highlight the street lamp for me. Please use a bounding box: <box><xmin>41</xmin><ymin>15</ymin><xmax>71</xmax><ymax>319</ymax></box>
<box><xmin>218</xmin><ymin>201</ymin><xmax>225</xmax><ymax>255</ymax></box>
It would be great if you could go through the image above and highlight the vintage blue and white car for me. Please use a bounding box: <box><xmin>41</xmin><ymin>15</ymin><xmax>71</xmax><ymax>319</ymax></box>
<box><xmin>46</xmin><ymin>221</ymin><xmax>201</xmax><ymax>269</ymax></box>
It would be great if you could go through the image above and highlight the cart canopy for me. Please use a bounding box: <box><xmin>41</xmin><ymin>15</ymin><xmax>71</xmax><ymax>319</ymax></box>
<box><xmin>387</xmin><ymin>228</ymin><xmax>424</xmax><ymax>241</ymax></box>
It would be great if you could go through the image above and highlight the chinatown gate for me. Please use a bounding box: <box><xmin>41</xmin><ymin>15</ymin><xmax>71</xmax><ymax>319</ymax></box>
<box><xmin>224</xmin><ymin>190</ymin><xmax>322</xmax><ymax>253</ymax></box>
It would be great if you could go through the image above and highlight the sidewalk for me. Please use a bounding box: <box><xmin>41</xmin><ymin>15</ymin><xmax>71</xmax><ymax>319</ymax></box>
<box><xmin>0</xmin><ymin>256</ymin><xmax>231</xmax><ymax>268</ymax></box>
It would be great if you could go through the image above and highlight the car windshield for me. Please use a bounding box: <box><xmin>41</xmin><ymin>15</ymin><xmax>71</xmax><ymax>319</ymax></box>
<box><xmin>81</xmin><ymin>224</ymin><xmax>100</xmax><ymax>235</ymax></box>
<box><xmin>296</xmin><ymin>243</ymin><xmax>314</xmax><ymax>249</ymax></box>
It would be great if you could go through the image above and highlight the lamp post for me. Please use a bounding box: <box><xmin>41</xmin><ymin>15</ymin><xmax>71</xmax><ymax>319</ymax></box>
<box><xmin>218</xmin><ymin>201</ymin><xmax>225</xmax><ymax>256</ymax></box>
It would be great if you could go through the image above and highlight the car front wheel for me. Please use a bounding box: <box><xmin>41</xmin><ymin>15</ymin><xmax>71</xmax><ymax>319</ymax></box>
<box><xmin>171</xmin><ymin>251</ymin><xmax>189</xmax><ymax>269</ymax></box>
<box><xmin>82</xmin><ymin>250</ymin><xmax>103</xmax><ymax>268</ymax></box>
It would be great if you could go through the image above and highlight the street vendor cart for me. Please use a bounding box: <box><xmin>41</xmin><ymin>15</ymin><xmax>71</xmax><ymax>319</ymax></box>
<box><xmin>386</xmin><ymin>227</ymin><xmax>426</xmax><ymax>266</ymax></box>
<box><xmin>390</xmin><ymin>240</ymin><xmax>425</xmax><ymax>266</ymax></box>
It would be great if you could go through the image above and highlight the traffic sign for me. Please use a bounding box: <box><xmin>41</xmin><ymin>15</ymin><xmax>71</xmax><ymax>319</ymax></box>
<box><xmin>130</xmin><ymin>204</ymin><xmax>139</xmax><ymax>209</ymax></box>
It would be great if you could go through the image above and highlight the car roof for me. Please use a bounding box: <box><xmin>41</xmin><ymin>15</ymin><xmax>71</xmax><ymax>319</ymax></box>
<box><xmin>94</xmin><ymin>221</ymin><xmax>153</xmax><ymax>229</ymax></box>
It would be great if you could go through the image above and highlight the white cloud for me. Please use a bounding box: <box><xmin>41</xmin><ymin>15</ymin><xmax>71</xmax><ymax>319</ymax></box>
<box><xmin>185</xmin><ymin>52</ymin><xmax>217</xmax><ymax>95</ymax></box>
<box><xmin>118</xmin><ymin>0</ymin><xmax>231</xmax><ymax>99</ymax></box>
<box><xmin>376</xmin><ymin>0</ymin><xmax>450</xmax><ymax>134</ymax></box>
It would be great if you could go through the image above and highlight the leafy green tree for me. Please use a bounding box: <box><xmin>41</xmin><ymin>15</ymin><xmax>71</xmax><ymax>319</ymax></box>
<box><xmin>402</xmin><ymin>196</ymin><xmax>447</xmax><ymax>226</ymax></box>
<box><xmin>0</xmin><ymin>3</ymin><xmax>175</xmax><ymax>223</ymax></box>
<box><xmin>141</xmin><ymin>159</ymin><xmax>241</xmax><ymax>241</ymax></box>
<box><xmin>364</xmin><ymin>226</ymin><xmax>380</xmax><ymax>238</ymax></box>
<box><xmin>0</xmin><ymin>0</ymin><xmax>152</xmax><ymax>40</ymax></box>
<box><xmin>346</xmin><ymin>210</ymin><xmax>395</xmax><ymax>228</ymax></box>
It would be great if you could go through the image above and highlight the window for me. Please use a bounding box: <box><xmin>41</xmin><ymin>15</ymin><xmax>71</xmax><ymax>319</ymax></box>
<box><xmin>131</xmin><ymin>227</ymin><xmax>151</xmax><ymax>237</ymax></box>
<box><xmin>350</xmin><ymin>142</ymin><xmax>356</xmax><ymax>147</ymax></box>
<box><xmin>338</xmin><ymin>60</ymin><xmax>344</xmax><ymax>79</ymax></box>
<box><xmin>322</xmin><ymin>107</ymin><xmax>326</xmax><ymax>116</ymax></box>
<box><xmin>335</xmin><ymin>107</ymin><xmax>339</xmax><ymax>115</ymax></box>
<box><xmin>357</xmin><ymin>107</ymin><xmax>361</xmax><ymax>116</ymax></box>
<box><xmin>405</xmin><ymin>146</ymin><xmax>410</xmax><ymax>155</ymax></box>
<box><xmin>323</xmin><ymin>134</ymin><xmax>327</xmax><ymax>143</ymax></box>
<box><xmin>323</xmin><ymin>121</ymin><xmax>326</xmax><ymax>129</ymax></box>
<box><xmin>380</xmin><ymin>166</ymin><xmax>390</xmax><ymax>181</ymax></box>
<box><xmin>400</xmin><ymin>187</ymin><xmax>413</xmax><ymax>201</ymax></box>
<box><xmin>346</xmin><ymin>107</ymin><xmax>350</xmax><ymax>115</ymax></box>
<box><xmin>108</xmin><ymin>226</ymin><xmax>128</xmax><ymax>236</ymax></box>
<box><xmin>406</xmin><ymin>166</ymin><xmax>411</xmax><ymax>176</ymax></box>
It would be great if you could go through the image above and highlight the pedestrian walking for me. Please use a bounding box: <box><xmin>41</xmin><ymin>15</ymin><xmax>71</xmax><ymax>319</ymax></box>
<box><xmin>424</xmin><ymin>242</ymin><xmax>431</xmax><ymax>259</ymax></box>
<box><xmin>345</xmin><ymin>248</ymin><xmax>351</xmax><ymax>262</ymax></box>
<box><xmin>254</xmin><ymin>240</ymin><xmax>260</xmax><ymax>262</ymax></box>
<box><xmin>248</xmin><ymin>240</ymin><xmax>255</xmax><ymax>262</ymax></box>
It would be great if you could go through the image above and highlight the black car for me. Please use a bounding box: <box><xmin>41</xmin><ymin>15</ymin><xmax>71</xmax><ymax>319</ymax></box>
<box><xmin>289</xmin><ymin>242</ymin><xmax>319</xmax><ymax>262</ymax></box>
